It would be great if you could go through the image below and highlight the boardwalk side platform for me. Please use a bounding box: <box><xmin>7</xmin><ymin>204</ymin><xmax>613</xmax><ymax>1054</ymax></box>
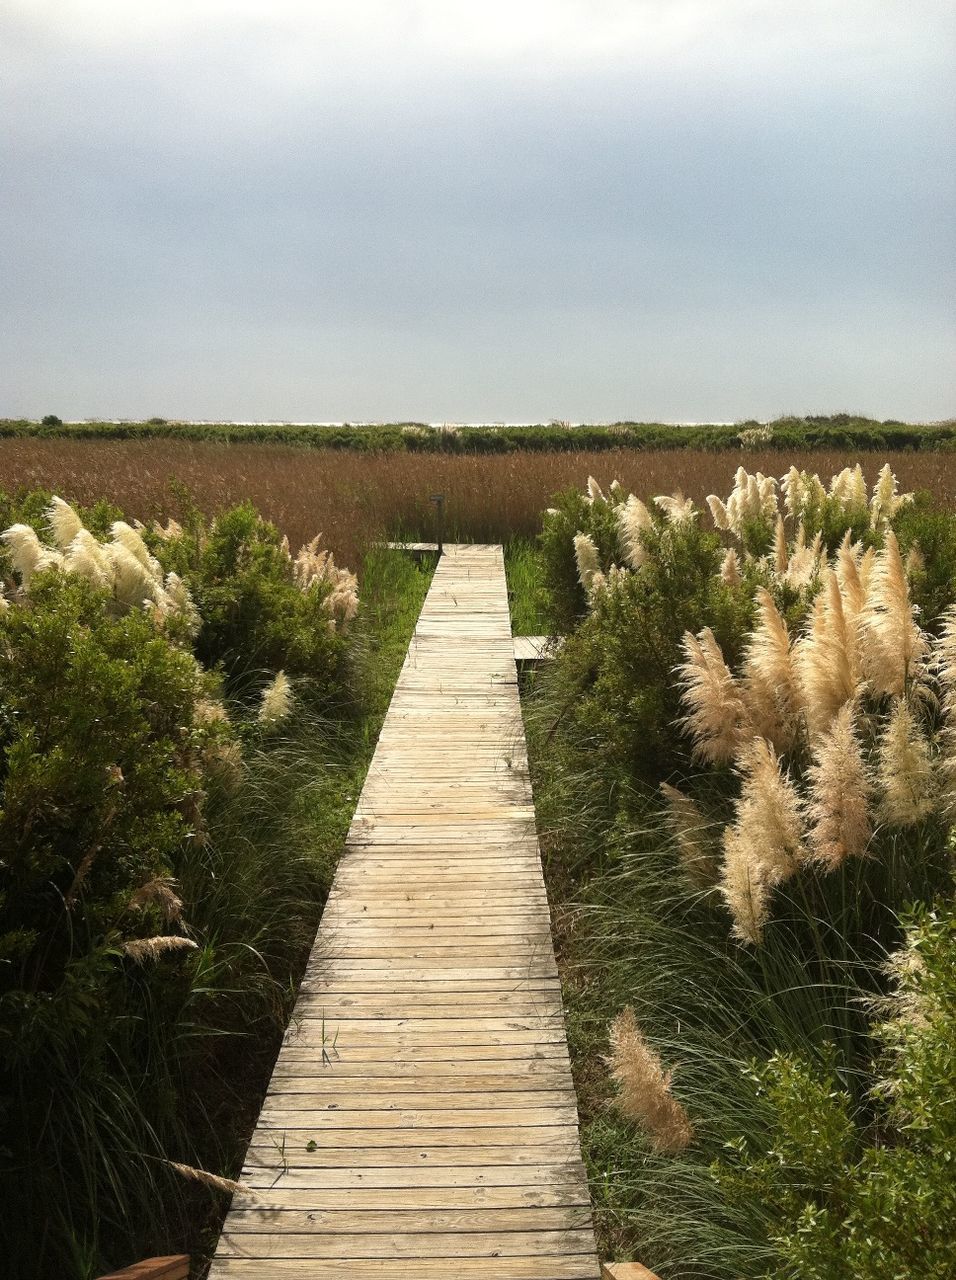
<box><xmin>209</xmin><ymin>544</ymin><xmax>599</xmax><ymax>1278</ymax></box>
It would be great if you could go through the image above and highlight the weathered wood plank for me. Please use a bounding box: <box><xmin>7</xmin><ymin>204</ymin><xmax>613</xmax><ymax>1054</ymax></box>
<box><xmin>208</xmin><ymin>546</ymin><xmax>597</xmax><ymax>1278</ymax></box>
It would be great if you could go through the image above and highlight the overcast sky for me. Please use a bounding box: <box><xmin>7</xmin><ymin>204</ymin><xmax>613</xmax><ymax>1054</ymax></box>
<box><xmin>2</xmin><ymin>1</ymin><xmax>954</xmax><ymax>422</ymax></box>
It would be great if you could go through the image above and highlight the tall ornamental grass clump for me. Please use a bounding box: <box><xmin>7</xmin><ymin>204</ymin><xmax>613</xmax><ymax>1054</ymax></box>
<box><xmin>0</xmin><ymin>491</ymin><xmax>385</xmax><ymax>1278</ymax></box>
<box><xmin>527</xmin><ymin>463</ymin><xmax>956</xmax><ymax>1278</ymax></box>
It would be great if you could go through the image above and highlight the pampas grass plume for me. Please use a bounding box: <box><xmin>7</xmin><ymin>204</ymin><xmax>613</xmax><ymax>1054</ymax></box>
<box><xmin>46</xmin><ymin>496</ymin><xmax>84</xmax><ymax>550</ymax></box>
<box><xmin>617</xmin><ymin>494</ymin><xmax>653</xmax><ymax>570</ymax></box>
<box><xmin>878</xmin><ymin>698</ymin><xmax>936</xmax><ymax>826</ymax></box>
<box><xmin>677</xmin><ymin>628</ymin><xmax>749</xmax><ymax>765</ymax></box>
<box><xmin>863</xmin><ymin>531</ymin><xmax>928</xmax><ymax>699</ymax></box>
<box><xmin>122</xmin><ymin>936</ymin><xmax>198</xmax><ymax>963</ymax></box>
<box><xmin>660</xmin><ymin>783</ymin><xmax>716</xmax><ymax>888</ymax></box>
<box><xmin>258</xmin><ymin>671</ymin><xmax>293</xmax><ymax>726</ymax></box>
<box><xmin>720</xmin><ymin>548</ymin><xmax>741</xmax><ymax>585</ymax></box>
<box><xmin>608</xmin><ymin>1006</ymin><xmax>693</xmax><ymax>1152</ymax></box>
<box><xmin>742</xmin><ymin>587</ymin><xmax>802</xmax><ymax>751</ymax></box>
<box><xmin>653</xmin><ymin>492</ymin><xmax>696</xmax><ymax>526</ymax></box>
<box><xmin>805</xmin><ymin>701</ymin><xmax>873</xmax><ymax>868</ymax></box>
<box><xmin>129</xmin><ymin>877</ymin><xmax>184</xmax><ymax>924</ymax></box>
<box><xmin>573</xmin><ymin>532</ymin><xmax>601</xmax><ymax>594</ymax></box>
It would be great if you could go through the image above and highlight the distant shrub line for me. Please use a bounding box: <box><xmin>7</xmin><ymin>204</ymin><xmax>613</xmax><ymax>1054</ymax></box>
<box><xmin>2</xmin><ymin>414</ymin><xmax>955</xmax><ymax>454</ymax></box>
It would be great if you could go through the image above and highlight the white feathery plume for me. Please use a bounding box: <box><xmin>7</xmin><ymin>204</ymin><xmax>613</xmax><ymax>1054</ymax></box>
<box><xmin>742</xmin><ymin>587</ymin><xmax>803</xmax><ymax>752</ymax></box>
<box><xmin>772</xmin><ymin>515</ymin><xmax>788</xmax><ymax>575</ymax></box>
<box><xmin>653</xmin><ymin>492</ymin><xmax>697</xmax><ymax>526</ymax></box>
<box><xmin>122</xmin><ymin>935</ymin><xmax>198</xmax><ymax>963</ymax></box>
<box><xmin>878</xmin><ymin>698</ymin><xmax>936</xmax><ymax>827</ymax></box>
<box><xmin>720</xmin><ymin>548</ymin><xmax>741</xmax><ymax>586</ymax></box>
<box><xmin>935</xmin><ymin>607</ymin><xmax>956</xmax><ymax>817</ymax></box>
<box><xmin>616</xmin><ymin>494</ymin><xmax>653</xmax><ymax>570</ymax></box>
<box><xmin>805</xmin><ymin>701</ymin><xmax>873</xmax><ymax>868</ymax></box>
<box><xmin>719</xmin><ymin>737</ymin><xmax>806</xmax><ymax>944</ymax></box>
<box><xmin>110</xmin><ymin>521</ymin><xmax>153</xmax><ymax>568</ymax></box>
<box><xmin>677</xmin><ymin>627</ymin><xmax>750</xmax><ymax>764</ymax></box>
<box><xmin>1</xmin><ymin>523</ymin><xmax>62</xmax><ymax>586</ymax></box>
<box><xmin>163</xmin><ymin>572</ymin><xmax>201</xmax><ymax>633</ymax></box>
<box><xmin>660</xmin><ymin>783</ymin><xmax>716</xmax><ymax>887</ymax></box>
<box><xmin>65</xmin><ymin>529</ymin><xmax>114</xmax><ymax>590</ymax></box>
<box><xmin>107</xmin><ymin>542</ymin><xmax>161</xmax><ymax>609</ymax></box>
<box><xmin>258</xmin><ymin>671</ymin><xmax>293</xmax><ymax>726</ymax></box>
<box><xmin>323</xmin><ymin>580</ymin><xmax>360</xmax><ymax>625</ymax></box>
<box><xmin>151</xmin><ymin>517</ymin><xmax>184</xmax><ymax>541</ymax></box>
<box><xmin>720</xmin><ymin>827</ymin><xmax>773</xmax><ymax>946</ymax></box>
<box><xmin>904</xmin><ymin>544</ymin><xmax>925</xmax><ymax>580</ymax></box>
<box><xmin>586</xmin><ymin>475</ymin><xmax>605</xmax><ymax>504</ymax></box>
<box><xmin>795</xmin><ymin>569</ymin><xmax>861</xmax><ymax>737</ymax></box>
<box><xmin>707</xmin><ymin>494</ymin><xmax>731</xmax><ymax>531</ymax></box>
<box><xmin>861</xmin><ymin>531</ymin><xmax>928</xmax><ymax>699</ymax></box>
<box><xmin>46</xmin><ymin>496</ymin><xmax>84</xmax><ymax>550</ymax></box>
<box><xmin>573</xmin><ymin>532</ymin><xmax>602</xmax><ymax>594</ymax></box>
<box><xmin>870</xmin><ymin>462</ymin><xmax>913</xmax><ymax>530</ymax></box>
<box><xmin>780</xmin><ymin>467</ymin><xmax>806</xmax><ymax>520</ymax></box>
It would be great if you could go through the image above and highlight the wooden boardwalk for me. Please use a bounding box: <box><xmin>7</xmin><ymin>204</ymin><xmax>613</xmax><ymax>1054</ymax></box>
<box><xmin>209</xmin><ymin>545</ymin><xmax>599</xmax><ymax>1279</ymax></box>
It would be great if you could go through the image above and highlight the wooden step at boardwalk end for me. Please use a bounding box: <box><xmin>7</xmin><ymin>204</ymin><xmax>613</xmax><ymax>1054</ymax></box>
<box><xmin>601</xmin><ymin>1264</ymin><xmax>663</xmax><ymax>1280</ymax></box>
<box><xmin>96</xmin><ymin>1259</ymin><xmax>189</xmax><ymax>1280</ymax></box>
<box><xmin>208</xmin><ymin>545</ymin><xmax>598</xmax><ymax>1279</ymax></box>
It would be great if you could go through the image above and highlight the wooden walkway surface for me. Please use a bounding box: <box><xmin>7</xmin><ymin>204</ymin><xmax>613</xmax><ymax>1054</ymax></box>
<box><xmin>209</xmin><ymin>544</ymin><xmax>599</xmax><ymax>1278</ymax></box>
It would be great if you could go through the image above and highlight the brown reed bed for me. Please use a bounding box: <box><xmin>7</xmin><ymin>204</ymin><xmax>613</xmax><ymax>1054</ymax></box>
<box><xmin>2</xmin><ymin>437</ymin><xmax>956</xmax><ymax>567</ymax></box>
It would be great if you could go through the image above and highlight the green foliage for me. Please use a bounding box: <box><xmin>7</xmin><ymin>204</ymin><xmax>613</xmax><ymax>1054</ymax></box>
<box><xmin>715</xmin><ymin>902</ymin><xmax>956</xmax><ymax>1280</ymax></box>
<box><xmin>538</xmin><ymin>486</ymin><xmax>623</xmax><ymax>629</ymax></box>
<box><xmin>0</xmin><ymin>572</ymin><xmax>209</xmax><ymax>985</ymax></box>
<box><xmin>3</xmin><ymin>413</ymin><xmax>954</xmax><ymax>454</ymax></box>
<box><xmin>504</xmin><ymin>538</ymin><xmax>550</xmax><ymax>636</ymax></box>
<box><xmin>0</xmin><ymin>572</ymin><xmax>216</xmax><ymax>1276</ymax></box>
<box><xmin>40</xmin><ymin>414</ymin><xmax>62</xmax><ymax>426</ymax></box>
<box><xmin>152</xmin><ymin>502</ymin><xmax>350</xmax><ymax>699</ymax></box>
<box><xmin>547</xmin><ymin>515</ymin><xmax>757</xmax><ymax>782</ymax></box>
<box><xmin>892</xmin><ymin>490</ymin><xmax>956</xmax><ymax>627</ymax></box>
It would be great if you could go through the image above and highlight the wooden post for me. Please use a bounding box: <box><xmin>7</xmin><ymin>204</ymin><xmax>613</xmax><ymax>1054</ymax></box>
<box><xmin>96</xmin><ymin>1257</ymin><xmax>189</xmax><ymax>1280</ymax></box>
<box><xmin>429</xmin><ymin>492</ymin><xmax>444</xmax><ymax>555</ymax></box>
<box><xmin>601</xmin><ymin>1264</ymin><xmax>663</xmax><ymax>1280</ymax></box>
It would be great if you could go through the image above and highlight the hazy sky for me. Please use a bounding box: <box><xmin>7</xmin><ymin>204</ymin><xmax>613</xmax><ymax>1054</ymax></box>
<box><xmin>2</xmin><ymin>1</ymin><xmax>954</xmax><ymax>422</ymax></box>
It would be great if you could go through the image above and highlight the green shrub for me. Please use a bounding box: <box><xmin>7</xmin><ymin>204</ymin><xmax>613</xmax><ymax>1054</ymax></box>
<box><xmin>543</xmin><ymin>512</ymin><xmax>757</xmax><ymax>783</ymax></box>
<box><xmin>892</xmin><ymin>490</ymin><xmax>956</xmax><ymax>627</ymax></box>
<box><xmin>539</xmin><ymin>485</ymin><xmax>623</xmax><ymax>629</ymax></box>
<box><xmin>151</xmin><ymin>502</ymin><xmax>351</xmax><ymax>700</ymax></box>
<box><xmin>715</xmin><ymin>901</ymin><xmax>956</xmax><ymax>1280</ymax></box>
<box><xmin>0</xmin><ymin>571</ymin><xmax>221</xmax><ymax>1277</ymax></box>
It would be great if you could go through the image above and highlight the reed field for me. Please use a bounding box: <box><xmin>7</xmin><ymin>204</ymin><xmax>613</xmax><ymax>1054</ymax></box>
<box><xmin>4</xmin><ymin>436</ymin><xmax>956</xmax><ymax>566</ymax></box>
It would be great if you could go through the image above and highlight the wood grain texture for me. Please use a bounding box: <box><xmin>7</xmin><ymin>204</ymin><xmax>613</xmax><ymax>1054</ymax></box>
<box><xmin>208</xmin><ymin>546</ymin><xmax>599</xmax><ymax>1279</ymax></box>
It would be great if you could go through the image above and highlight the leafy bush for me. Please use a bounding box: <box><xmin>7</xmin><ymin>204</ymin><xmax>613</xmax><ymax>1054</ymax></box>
<box><xmin>151</xmin><ymin>502</ymin><xmax>354</xmax><ymax>700</ymax></box>
<box><xmin>555</xmin><ymin>516</ymin><xmax>756</xmax><ymax>782</ymax></box>
<box><xmin>892</xmin><ymin>490</ymin><xmax>956</xmax><ymax>626</ymax></box>
<box><xmin>716</xmin><ymin>901</ymin><xmax>956</xmax><ymax>1280</ymax></box>
<box><xmin>0</xmin><ymin>571</ymin><xmax>221</xmax><ymax>1276</ymax></box>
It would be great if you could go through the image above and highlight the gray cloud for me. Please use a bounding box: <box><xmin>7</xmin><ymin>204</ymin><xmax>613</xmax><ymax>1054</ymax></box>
<box><xmin>1</xmin><ymin>1</ymin><xmax>954</xmax><ymax>420</ymax></box>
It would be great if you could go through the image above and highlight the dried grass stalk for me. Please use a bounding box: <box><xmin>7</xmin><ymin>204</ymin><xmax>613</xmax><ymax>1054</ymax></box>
<box><xmin>659</xmin><ymin>783</ymin><xmax>716</xmax><ymax>887</ymax></box>
<box><xmin>608</xmin><ymin>1006</ymin><xmax>693</xmax><ymax>1153</ymax></box>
